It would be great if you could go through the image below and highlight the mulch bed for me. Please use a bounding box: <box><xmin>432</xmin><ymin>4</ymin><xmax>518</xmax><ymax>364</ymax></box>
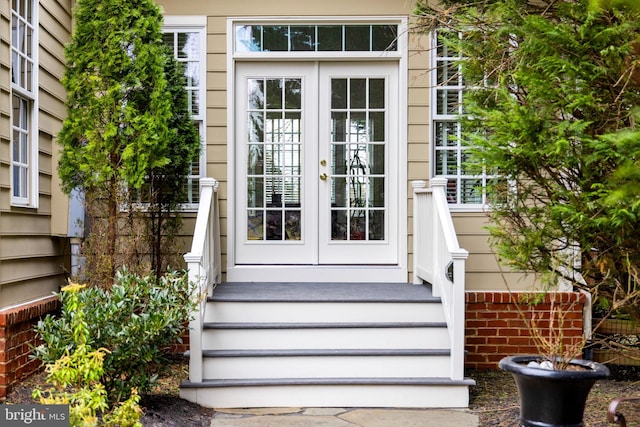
<box><xmin>3</xmin><ymin>362</ymin><xmax>640</xmax><ymax>426</ymax></box>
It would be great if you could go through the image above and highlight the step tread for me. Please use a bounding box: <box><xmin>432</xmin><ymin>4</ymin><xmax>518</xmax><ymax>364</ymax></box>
<box><xmin>181</xmin><ymin>377</ymin><xmax>476</xmax><ymax>388</ymax></box>
<box><xmin>201</xmin><ymin>349</ymin><xmax>451</xmax><ymax>357</ymax></box>
<box><xmin>209</xmin><ymin>282</ymin><xmax>441</xmax><ymax>303</ymax></box>
<box><xmin>203</xmin><ymin>321</ymin><xmax>448</xmax><ymax>329</ymax></box>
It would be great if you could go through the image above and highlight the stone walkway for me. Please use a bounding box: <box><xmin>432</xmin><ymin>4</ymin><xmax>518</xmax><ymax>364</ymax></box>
<box><xmin>210</xmin><ymin>407</ymin><xmax>479</xmax><ymax>426</ymax></box>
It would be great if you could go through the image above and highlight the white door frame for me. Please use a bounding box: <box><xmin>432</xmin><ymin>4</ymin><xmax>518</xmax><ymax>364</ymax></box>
<box><xmin>226</xmin><ymin>17</ymin><xmax>408</xmax><ymax>283</ymax></box>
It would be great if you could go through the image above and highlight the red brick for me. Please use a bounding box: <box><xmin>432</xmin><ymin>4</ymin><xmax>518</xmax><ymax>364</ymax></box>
<box><xmin>465</xmin><ymin>290</ymin><xmax>585</xmax><ymax>370</ymax></box>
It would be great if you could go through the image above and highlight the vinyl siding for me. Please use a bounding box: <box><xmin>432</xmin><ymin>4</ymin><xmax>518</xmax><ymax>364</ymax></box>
<box><xmin>0</xmin><ymin>0</ymin><xmax>72</xmax><ymax>309</ymax></box>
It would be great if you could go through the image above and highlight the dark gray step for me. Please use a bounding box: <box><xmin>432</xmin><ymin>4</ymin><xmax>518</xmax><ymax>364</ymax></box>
<box><xmin>184</xmin><ymin>349</ymin><xmax>449</xmax><ymax>358</ymax></box>
<box><xmin>181</xmin><ymin>376</ymin><xmax>476</xmax><ymax>388</ymax></box>
<box><xmin>209</xmin><ymin>282</ymin><xmax>441</xmax><ymax>303</ymax></box>
<box><xmin>203</xmin><ymin>321</ymin><xmax>447</xmax><ymax>330</ymax></box>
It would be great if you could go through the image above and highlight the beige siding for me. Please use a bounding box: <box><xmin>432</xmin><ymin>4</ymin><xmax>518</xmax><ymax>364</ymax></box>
<box><xmin>157</xmin><ymin>0</ymin><xmax>526</xmax><ymax>291</ymax></box>
<box><xmin>0</xmin><ymin>0</ymin><xmax>72</xmax><ymax>309</ymax></box>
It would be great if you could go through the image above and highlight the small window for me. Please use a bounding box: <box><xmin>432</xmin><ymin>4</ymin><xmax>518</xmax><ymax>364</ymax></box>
<box><xmin>163</xmin><ymin>24</ymin><xmax>206</xmax><ymax>206</ymax></box>
<box><xmin>431</xmin><ymin>29</ymin><xmax>489</xmax><ymax>208</ymax></box>
<box><xmin>235</xmin><ymin>24</ymin><xmax>397</xmax><ymax>53</ymax></box>
<box><xmin>10</xmin><ymin>0</ymin><xmax>38</xmax><ymax>207</ymax></box>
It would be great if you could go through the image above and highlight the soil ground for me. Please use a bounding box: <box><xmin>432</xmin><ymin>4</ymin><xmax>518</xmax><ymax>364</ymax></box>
<box><xmin>4</xmin><ymin>360</ymin><xmax>640</xmax><ymax>426</ymax></box>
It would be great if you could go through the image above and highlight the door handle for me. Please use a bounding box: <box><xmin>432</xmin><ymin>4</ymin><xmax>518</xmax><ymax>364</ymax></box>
<box><xmin>320</xmin><ymin>173</ymin><xmax>328</xmax><ymax>181</ymax></box>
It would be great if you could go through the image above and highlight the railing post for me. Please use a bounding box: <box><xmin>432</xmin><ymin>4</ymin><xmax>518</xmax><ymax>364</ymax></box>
<box><xmin>200</xmin><ymin>178</ymin><xmax>221</xmax><ymax>291</ymax></box>
<box><xmin>430</xmin><ymin>178</ymin><xmax>447</xmax><ymax>298</ymax></box>
<box><xmin>183</xmin><ymin>177</ymin><xmax>220</xmax><ymax>384</ymax></box>
<box><xmin>429</xmin><ymin>177</ymin><xmax>469</xmax><ymax>381</ymax></box>
<box><xmin>412</xmin><ymin>180</ymin><xmax>427</xmax><ymax>284</ymax></box>
<box><xmin>184</xmin><ymin>253</ymin><xmax>203</xmax><ymax>383</ymax></box>
<box><xmin>451</xmin><ymin>250</ymin><xmax>469</xmax><ymax>380</ymax></box>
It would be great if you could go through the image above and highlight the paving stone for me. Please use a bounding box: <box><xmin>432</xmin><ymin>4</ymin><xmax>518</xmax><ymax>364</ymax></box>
<box><xmin>212</xmin><ymin>413</ymin><xmax>245</xmax><ymax>419</ymax></box>
<box><xmin>210</xmin><ymin>415</ymin><xmax>352</xmax><ymax>426</ymax></box>
<box><xmin>338</xmin><ymin>408</ymin><xmax>479</xmax><ymax>427</ymax></box>
<box><xmin>214</xmin><ymin>408</ymin><xmax>302</xmax><ymax>416</ymax></box>
<box><xmin>302</xmin><ymin>408</ymin><xmax>347</xmax><ymax>416</ymax></box>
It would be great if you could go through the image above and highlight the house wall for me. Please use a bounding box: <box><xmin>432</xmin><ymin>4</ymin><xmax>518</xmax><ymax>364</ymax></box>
<box><xmin>0</xmin><ymin>0</ymin><xmax>72</xmax><ymax>399</ymax></box>
<box><xmin>0</xmin><ymin>0</ymin><xmax>71</xmax><ymax>309</ymax></box>
<box><xmin>159</xmin><ymin>0</ymin><xmax>531</xmax><ymax>292</ymax></box>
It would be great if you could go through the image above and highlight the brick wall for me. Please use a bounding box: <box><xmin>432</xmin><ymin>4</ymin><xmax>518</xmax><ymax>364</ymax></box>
<box><xmin>465</xmin><ymin>291</ymin><xmax>586</xmax><ymax>370</ymax></box>
<box><xmin>0</xmin><ymin>296</ymin><xmax>60</xmax><ymax>401</ymax></box>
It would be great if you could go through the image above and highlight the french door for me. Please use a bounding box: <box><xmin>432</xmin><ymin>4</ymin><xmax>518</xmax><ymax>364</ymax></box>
<box><xmin>235</xmin><ymin>62</ymin><xmax>398</xmax><ymax>266</ymax></box>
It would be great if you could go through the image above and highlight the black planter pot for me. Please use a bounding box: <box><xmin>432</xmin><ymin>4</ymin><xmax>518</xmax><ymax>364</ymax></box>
<box><xmin>499</xmin><ymin>355</ymin><xmax>610</xmax><ymax>427</ymax></box>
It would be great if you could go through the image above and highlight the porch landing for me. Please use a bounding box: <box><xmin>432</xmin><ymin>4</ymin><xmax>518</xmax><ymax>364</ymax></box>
<box><xmin>210</xmin><ymin>281</ymin><xmax>439</xmax><ymax>302</ymax></box>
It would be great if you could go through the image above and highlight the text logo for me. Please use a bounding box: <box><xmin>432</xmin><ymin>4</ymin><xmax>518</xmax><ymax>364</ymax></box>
<box><xmin>1</xmin><ymin>405</ymin><xmax>69</xmax><ymax>426</ymax></box>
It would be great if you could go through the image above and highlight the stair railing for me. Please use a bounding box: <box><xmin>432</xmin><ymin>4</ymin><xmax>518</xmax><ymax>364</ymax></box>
<box><xmin>184</xmin><ymin>177</ymin><xmax>222</xmax><ymax>383</ymax></box>
<box><xmin>413</xmin><ymin>178</ymin><xmax>469</xmax><ymax>381</ymax></box>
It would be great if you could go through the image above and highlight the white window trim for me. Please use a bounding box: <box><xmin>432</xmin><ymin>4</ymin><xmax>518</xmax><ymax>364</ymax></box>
<box><xmin>163</xmin><ymin>15</ymin><xmax>207</xmax><ymax>211</ymax></box>
<box><xmin>225</xmin><ymin>16</ymin><xmax>409</xmax><ymax>282</ymax></box>
<box><xmin>429</xmin><ymin>30</ymin><xmax>488</xmax><ymax>212</ymax></box>
<box><xmin>10</xmin><ymin>0</ymin><xmax>39</xmax><ymax>208</ymax></box>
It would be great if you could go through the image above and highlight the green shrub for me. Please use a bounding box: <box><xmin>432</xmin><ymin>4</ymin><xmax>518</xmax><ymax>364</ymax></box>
<box><xmin>34</xmin><ymin>268</ymin><xmax>196</xmax><ymax>402</ymax></box>
<box><xmin>33</xmin><ymin>282</ymin><xmax>143</xmax><ymax>427</ymax></box>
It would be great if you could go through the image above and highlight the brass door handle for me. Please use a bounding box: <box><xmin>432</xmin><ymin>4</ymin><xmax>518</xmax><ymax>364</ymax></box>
<box><xmin>320</xmin><ymin>173</ymin><xmax>328</xmax><ymax>181</ymax></box>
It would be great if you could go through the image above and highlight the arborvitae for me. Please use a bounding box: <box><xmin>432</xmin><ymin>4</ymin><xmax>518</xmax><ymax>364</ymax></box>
<box><xmin>57</xmin><ymin>0</ymin><xmax>198</xmax><ymax>285</ymax></box>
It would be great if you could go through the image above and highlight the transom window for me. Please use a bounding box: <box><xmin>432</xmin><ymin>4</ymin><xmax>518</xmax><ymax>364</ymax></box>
<box><xmin>235</xmin><ymin>24</ymin><xmax>397</xmax><ymax>53</ymax></box>
<box><xmin>431</xmin><ymin>29</ymin><xmax>489</xmax><ymax>207</ymax></box>
<box><xmin>163</xmin><ymin>21</ymin><xmax>206</xmax><ymax>206</ymax></box>
<box><xmin>11</xmin><ymin>0</ymin><xmax>38</xmax><ymax>207</ymax></box>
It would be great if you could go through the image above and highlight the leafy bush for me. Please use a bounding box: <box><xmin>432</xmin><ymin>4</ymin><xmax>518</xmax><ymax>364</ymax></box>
<box><xmin>33</xmin><ymin>283</ymin><xmax>143</xmax><ymax>426</ymax></box>
<box><xmin>34</xmin><ymin>268</ymin><xmax>196</xmax><ymax>402</ymax></box>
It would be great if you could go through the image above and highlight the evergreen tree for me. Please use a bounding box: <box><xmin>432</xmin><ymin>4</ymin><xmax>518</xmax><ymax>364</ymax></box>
<box><xmin>415</xmin><ymin>0</ymin><xmax>640</xmax><ymax>315</ymax></box>
<box><xmin>57</xmin><ymin>0</ymin><xmax>188</xmax><ymax>285</ymax></box>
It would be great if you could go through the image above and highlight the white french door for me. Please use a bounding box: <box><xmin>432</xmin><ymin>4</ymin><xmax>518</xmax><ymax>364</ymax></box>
<box><xmin>235</xmin><ymin>62</ymin><xmax>398</xmax><ymax>266</ymax></box>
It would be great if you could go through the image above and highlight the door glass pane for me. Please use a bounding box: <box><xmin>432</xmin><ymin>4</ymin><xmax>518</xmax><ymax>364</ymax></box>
<box><xmin>246</xmin><ymin>77</ymin><xmax>303</xmax><ymax>241</ymax></box>
<box><xmin>247</xmin><ymin>176</ymin><xmax>264</xmax><ymax>207</ymax></box>
<box><xmin>331</xmin><ymin>143</ymin><xmax>348</xmax><ymax>174</ymax></box>
<box><xmin>369</xmin><ymin>112</ymin><xmax>385</xmax><ymax>141</ymax></box>
<box><xmin>331</xmin><ymin>112</ymin><xmax>347</xmax><ymax>143</ymax></box>
<box><xmin>350</xmin><ymin>113</ymin><xmax>367</xmax><ymax>142</ymax></box>
<box><xmin>266</xmin><ymin>79</ymin><xmax>283</xmax><ymax>108</ymax></box>
<box><xmin>248</xmin><ymin>210</ymin><xmax>264</xmax><ymax>240</ymax></box>
<box><xmin>329</xmin><ymin>77</ymin><xmax>386</xmax><ymax>241</ymax></box>
<box><xmin>368</xmin><ymin>210</ymin><xmax>384</xmax><ymax>240</ymax></box>
<box><xmin>369</xmin><ymin>79</ymin><xmax>385</xmax><ymax>108</ymax></box>
<box><xmin>331</xmin><ymin>209</ymin><xmax>347</xmax><ymax>240</ymax></box>
<box><xmin>368</xmin><ymin>144</ymin><xmax>385</xmax><ymax>175</ymax></box>
<box><xmin>350</xmin><ymin>79</ymin><xmax>366</xmax><ymax>109</ymax></box>
<box><xmin>331</xmin><ymin>79</ymin><xmax>347</xmax><ymax>109</ymax></box>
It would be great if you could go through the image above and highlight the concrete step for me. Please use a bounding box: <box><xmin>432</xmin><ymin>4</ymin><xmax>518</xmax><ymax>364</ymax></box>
<box><xmin>204</xmin><ymin>300</ymin><xmax>446</xmax><ymax>323</ymax></box>
<box><xmin>201</xmin><ymin>349</ymin><xmax>452</xmax><ymax>379</ymax></box>
<box><xmin>180</xmin><ymin>377</ymin><xmax>475</xmax><ymax>408</ymax></box>
<box><xmin>201</xmin><ymin>322</ymin><xmax>450</xmax><ymax>350</ymax></box>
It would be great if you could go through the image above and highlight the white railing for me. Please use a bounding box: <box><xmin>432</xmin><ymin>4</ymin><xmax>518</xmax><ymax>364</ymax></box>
<box><xmin>413</xmin><ymin>178</ymin><xmax>469</xmax><ymax>381</ymax></box>
<box><xmin>184</xmin><ymin>178</ymin><xmax>221</xmax><ymax>383</ymax></box>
